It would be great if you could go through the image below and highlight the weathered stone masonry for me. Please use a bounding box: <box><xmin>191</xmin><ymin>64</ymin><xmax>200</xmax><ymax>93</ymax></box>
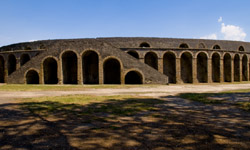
<box><xmin>0</xmin><ymin>37</ymin><xmax>249</xmax><ymax>85</ymax></box>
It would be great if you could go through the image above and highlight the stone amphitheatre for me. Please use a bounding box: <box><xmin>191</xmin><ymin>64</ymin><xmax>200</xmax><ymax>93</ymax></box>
<box><xmin>0</xmin><ymin>37</ymin><xmax>249</xmax><ymax>85</ymax></box>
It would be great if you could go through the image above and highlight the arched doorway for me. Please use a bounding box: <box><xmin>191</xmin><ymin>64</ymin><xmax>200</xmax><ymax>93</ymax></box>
<box><xmin>62</xmin><ymin>51</ymin><xmax>77</xmax><ymax>84</ymax></box>
<box><xmin>104</xmin><ymin>58</ymin><xmax>121</xmax><ymax>84</ymax></box>
<box><xmin>43</xmin><ymin>57</ymin><xmax>58</xmax><ymax>84</ymax></box>
<box><xmin>144</xmin><ymin>52</ymin><xmax>158</xmax><ymax>70</ymax></box>
<box><xmin>127</xmin><ymin>51</ymin><xmax>139</xmax><ymax>59</ymax></box>
<box><xmin>181</xmin><ymin>52</ymin><xmax>193</xmax><ymax>83</ymax></box>
<box><xmin>163</xmin><ymin>52</ymin><xmax>176</xmax><ymax>83</ymax></box>
<box><xmin>125</xmin><ymin>71</ymin><xmax>142</xmax><ymax>84</ymax></box>
<box><xmin>224</xmin><ymin>53</ymin><xmax>232</xmax><ymax>82</ymax></box>
<box><xmin>82</xmin><ymin>51</ymin><xmax>99</xmax><ymax>84</ymax></box>
<box><xmin>26</xmin><ymin>70</ymin><xmax>39</xmax><ymax>84</ymax></box>
<box><xmin>242</xmin><ymin>55</ymin><xmax>248</xmax><ymax>81</ymax></box>
<box><xmin>212</xmin><ymin>53</ymin><xmax>220</xmax><ymax>82</ymax></box>
<box><xmin>20</xmin><ymin>54</ymin><xmax>30</xmax><ymax>66</ymax></box>
<box><xmin>0</xmin><ymin>56</ymin><xmax>5</xmax><ymax>83</ymax></box>
<box><xmin>197</xmin><ymin>52</ymin><xmax>208</xmax><ymax>83</ymax></box>
<box><xmin>234</xmin><ymin>54</ymin><xmax>240</xmax><ymax>82</ymax></box>
<box><xmin>8</xmin><ymin>54</ymin><xmax>16</xmax><ymax>75</ymax></box>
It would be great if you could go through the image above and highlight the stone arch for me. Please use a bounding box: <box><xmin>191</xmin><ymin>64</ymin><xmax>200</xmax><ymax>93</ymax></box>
<box><xmin>234</xmin><ymin>54</ymin><xmax>240</xmax><ymax>82</ymax></box>
<box><xmin>242</xmin><ymin>55</ymin><xmax>248</xmax><ymax>81</ymax></box>
<box><xmin>43</xmin><ymin>57</ymin><xmax>58</xmax><ymax>84</ymax></box>
<box><xmin>239</xmin><ymin>46</ymin><xmax>245</xmax><ymax>51</ymax></box>
<box><xmin>224</xmin><ymin>53</ymin><xmax>232</xmax><ymax>82</ymax></box>
<box><xmin>127</xmin><ymin>50</ymin><xmax>139</xmax><ymax>59</ymax></box>
<box><xmin>213</xmin><ymin>45</ymin><xmax>221</xmax><ymax>49</ymax></box>
<box><xmin>8</xmin><ymin>54</ymin><xmax>16</xmax><ymax>75</ymax></box>
<box><xmin>163</xmin><ymin>52</ymin><xmax>176</xmax><ymax>83</ymax></box>
<box><xmin>197</xmin><ymin>52</ymin><xmax>208</xmax><ymax>83</ymax></box>
<box><xmin>179</xmin><ymin>43</ymin><xmax>189</xmax><ymax>48</ymax></box>
<box><xmin>20</xmin><ymin>53</ymin><xmax>30</xmax><ymax>66</ymax></box>
<box><xmin>0</xmin><ymin>55</ymin><xmax>5</xmax><ymax>83</ymax></box>
<box><xmin>26</xmin><ymin>70</ymin><xmax>39</xmax><ymax>84</ymax></box>
<box><xmin>82</xmin><ymin>50</ymin><xmax>99</xmax><ymax>84</ymax></box>
<box><xmin>125</xmin><ymin>70</ymin><xmax>143</xmax><ymax>84</ymax></box>
<box><xmin>212</xmin><ymin>53</ymin><xmax>220</xmax><ymax>82</ymax></box>
<box><xmin>198</xmin><ymin>43</ymin><xmax>206</xmax><ymax>49</ymax></box>
<box><xmin>144</xmin><ymin>52</ymin><xmax>158</xmax><ymax>70</ymax></box>
<box><xmin>181</xmin><ymin>52</ymin><xmax>193</xmax><ymax>83</ymax></box>
<box><xmin>103</xmin><ymin>58</ymin><xmax>121</xmax><ymax>84</ymax></box>
<box><xmin>61</xmin><ymin>51</ymin><xmax>78</xmax><ymax>84</ymax></box>
<box><xmin>139</xmin><ymin>42</ymin><xmax>150</xmax><ymax>48</ymax></box>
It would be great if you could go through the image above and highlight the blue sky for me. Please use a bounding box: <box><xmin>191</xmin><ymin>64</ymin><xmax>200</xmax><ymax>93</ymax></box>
<box><xmin>0</xmin><ymin>0</ymin><xmax>250</xmax><ymax>46</ymax></box>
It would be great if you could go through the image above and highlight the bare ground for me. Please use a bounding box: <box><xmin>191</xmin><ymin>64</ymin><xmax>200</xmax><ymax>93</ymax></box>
<box><xmin>0</xmin><ymin>84</ymin><xmax>250</xmax><ymax>149</ymax></box>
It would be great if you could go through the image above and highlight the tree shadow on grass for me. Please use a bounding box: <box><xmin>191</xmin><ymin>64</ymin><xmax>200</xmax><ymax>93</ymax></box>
<box><xmin>0</xmin><ymin>97</ymin><xmax>250</xmax><ymax>149</ymax></box>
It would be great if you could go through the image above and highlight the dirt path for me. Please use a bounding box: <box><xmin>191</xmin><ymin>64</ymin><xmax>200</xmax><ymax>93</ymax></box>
<box><xmin>1</xmin><ymin>83</ymin><xmax>250</xmax><ymax>104</ymax></box>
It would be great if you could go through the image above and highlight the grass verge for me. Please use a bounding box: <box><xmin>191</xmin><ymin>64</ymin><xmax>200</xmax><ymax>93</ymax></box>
<box><xmin>179</xmin><ymin>93</ymin><xmax>224</xmax><ymax>104</ymax></box>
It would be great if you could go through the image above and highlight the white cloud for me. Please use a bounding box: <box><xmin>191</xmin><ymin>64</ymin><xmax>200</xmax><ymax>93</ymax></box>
<box><xmin>218</xmin><ymin>17</ymin><xmax>223</xmax><ymax>23</ymax></box>
<box><xmin>200</xmin><ymin>33</ymin><xmax>217</xmax><ymax>40</ymax></box>
<box><xmin>221</xmin><ymin>23</ymin><xmax>246</xmax><ymax>41</ymax></box>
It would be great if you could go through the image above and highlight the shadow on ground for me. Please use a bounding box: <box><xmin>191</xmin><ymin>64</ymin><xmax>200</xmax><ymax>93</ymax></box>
<box><xmin>0</xmin><ymin>95</ymin><xmax>250</xmax><ymax>150</ymax></box>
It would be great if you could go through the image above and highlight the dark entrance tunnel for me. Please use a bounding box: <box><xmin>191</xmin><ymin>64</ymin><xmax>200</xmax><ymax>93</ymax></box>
<box><xmin>181</xmin><ymin>52</ymin><xmax>193</xmax><ymax>83</ymax></box>
<box><xmin>163</xmin><ymin>52</ymin><xmax>176</xmax><ymax>83</ymax></box>
<box><xmin>144</xmin><ymin>52</ymin><xmax>158</xmax><ymax>70</ymax></box>
<box><xmin>8</xmin><ymin>54</ymin><xmax>16</xmax><ymax>75</ymax></box>
<box><xmin>82</xmin><ymin>51</ymin><xmax>99</xmax><ymax>84</ymax></box>
<box><xmin>62</xmin><ymin>51</ymin><xmax>77</xmax><ymax>84</ymax></box>
<box><xmin>234</xmin><ymin>54</ymin><xmax>240</xmax><ymax>82</ymax></box>
<box><xmin>224</xmin><ymin>53</ymin><xmax>232</xmax><ymax>82</ymax></box>
<box><xmin>104</xmin><ymin>58</ymin><xmax>121</xmax><ymax>84</ymax></box>
<box><xmin>212</xmin><ymin>53</ymin><xmax>220</xmax><ymax>82</ymax></box>
<box><xmin>125</xmin><ymin>71</ymin><xmax>142</xmax><ymax>84</ymax></box>
<box><xmin>197</xmin><ymin>52</ymin><xmax>208</xmax><ymax>83</ymax></box>
<box><xmin>0</xmin><ymin>56</ymin><xmax>5</xmax><ymax>83</ymax></box>
<box><xmin>43</xmin><ymin>58</ymin><xmax>58</xmax><ymax>84</ymax></box>
<box><xmin>242</xmin><ymin>55</ymin><xmax>248</xmax><ymax>81</ymax></box>
<box><xmin>26</xmin><ymin>70</ymin><xmax>39</xmax><ymax>84</ymax></box>
<box><xmin>20</xmin><ymin>54</ymin><xmax>30</xmax><ymax>66</ymax></box>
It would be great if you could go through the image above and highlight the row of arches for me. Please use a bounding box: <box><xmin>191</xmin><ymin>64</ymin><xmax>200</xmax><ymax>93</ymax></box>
<box><xmin>26</xmin><ymin>51</ymin><xmax>143</xmax><ymax>84</ymax></box>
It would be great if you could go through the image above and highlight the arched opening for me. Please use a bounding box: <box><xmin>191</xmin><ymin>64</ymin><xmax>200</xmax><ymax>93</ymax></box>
<box><xmin>26</xmin><ymin>70</ymin><xmax>39</xmax><ymax>84</ymax></box>
<box><xmin>104</xmin><ymin>58</ymin><xmax>121</xmax><ymax>84</ymax></box>
<box><xmin>212</xmin><ymin>53</ymin><xmax>220</xmax><ymax>82</ymax></box>
<box><xmin>197</xmin><ymin>52</ymin><xmax>208</xmax><ymax>83</ymax></box>
<box><xmin>224</xmin><ymin>53</ymin><xmax>232</xmax><ymax>82</ymax></box>
<box><xmin>125</xmin><ymin>71</ymin><xmax>142</xmax><ymax>84</ymax></box>
<box><xmin>213</xmin><ymin>45</ymin><xmax>221</xmax><ymax>49</ymax></box>
<box><xmin>0</xmin><ymin>56</ymin><xmax>5</xmax><ymax>83</ymax></box>
<box><xmin>179</xmin><ymin>43</ymin><xmax>189</xmax><ymax>48</ymax></box>
<box><xmin>181</xmin><ymin>52</ymin><xmax>193</xmax><ymax>83</ymax></box>
<box><xmin>242</xmin><ymin>55</ymin><xmax>248</xmax><ymax>81</ymax></box>
<box><xmin>198</xmin><ymin>43</ymin><xmax>206</xmax><ymax>49</ymax></box>
<box><xmin>8</xmin><ymin>54</ymin><xmax>16</xmax><ymax>75</ymax></box>
<box><xmin>239</xmin><ymin>46</ymin><xmax>244</xmax><ymax>51</ymax></box>
<box><xmin>144</xmin><ymin>52</ymin><xmax>158</xmax><ymax>70</ymax></box>
<box><xmin>163</xmin><ymin>52</ymin><xmax>176</xmax><ymax>83</ymax></box>
<box><xmin>139</xmin><ymin>42</ymin><xmax>150</xmax><ymax>48</ymax></box>
<box><xmin>20</xmin><ymin>54</ymin><xmax>30</xmax><ymax>66</ymax></box>
<box><xmin>62</xmin><ymin>51</ymin><xmax>77</xmax><ymax>84</ymax></box>
<box><xmin>43</xmin><ymin>57</ymin><xmax>58</xmax><ymax>84</ymax></box>
<box><xmin>234</xmin><ymin>54</ymin><xmax>240</xmax><ymax>82</ymax></box>
<box><xmin>82</xmin><ymin>51</ymin><xmax>99</xmax><ymax>84</ymax></box>
<box><xmin>127</xmin><ymin>51</ymin><xmax>139</xmax><ymax>59</ymax></box>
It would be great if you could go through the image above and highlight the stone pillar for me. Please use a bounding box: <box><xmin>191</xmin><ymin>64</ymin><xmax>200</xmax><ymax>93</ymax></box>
<box><xmin>192</xmin><ymin>58</ymin><xmax>198</xmax><ymax>83</ymax></box>
<box><xmin>239</xmin><ymin>58</ymin><xmax>242</xmax><ymax>82</ymax></box>
<box><xmin>231</xmin><ymin>59</ymin><xmax>234</xmax><ymax>82</ymax></box>
<box><xmin>207</xmin><ymin>58</ymin><xmax>212</xmax><ymax>83</ymax></box>
<box><xmin>139</xmin><ymin>58</ymin><xmax>144</xmax><ymax>63</ymax></box>
<box><xmin>4</xmin><ymin>62</ymin><xmax>8</xmax><ymax>83</ymax></box>
<box><xmin>77</xmin><ymin>57</ymin><xmax>83</xmax><ymax>84</ymax></box>
<box><xmin>99</xmin><ymin>60</ymin><xmax>103</xmax><ymax>84</ymax></box>
<box><xmin>158</xmin><ymin>58</ymin><xmax>163</xmax><ymax>74</ymax></box>
<box><xmin>40</xmin><ymin>63</ymin><xmax>44</xmax><ymax>84</ymax></box>
<box><xmin>16</xmin><ymin>58</ymin><xmax>20</xmax><ymax>70</ymax></box>
<box><xmin>247</xmin><ymin>59</ymin><xmax>250</xmax><ymax>81</ymax></box>
<box><xmin>58</xmin><ymin>59</ymin><xmax>63</xmax><ymax>84</ymax></box>
<box><xmin>176</xmin><ymin>58</ymin><xmax>182</xmax><ymax>84</ymax></box>
<box><xmin>121</xmin><ymin>70</ymin><xmax>125</xmax><ymax>84</ymax></box>
<box><xmin>220</xmin><ymin>59</ymin><xmax>224</xmax><ymax>82</ymax></box>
